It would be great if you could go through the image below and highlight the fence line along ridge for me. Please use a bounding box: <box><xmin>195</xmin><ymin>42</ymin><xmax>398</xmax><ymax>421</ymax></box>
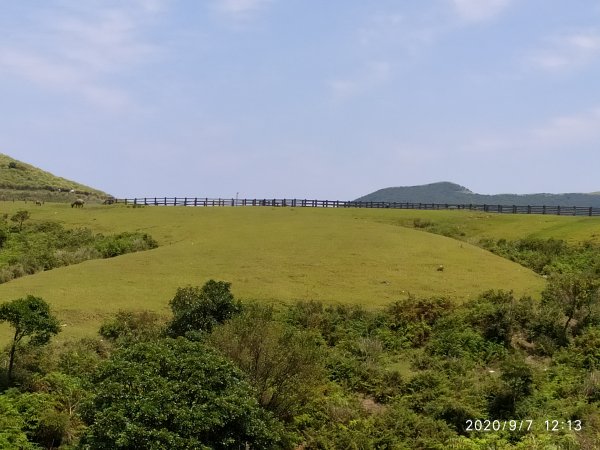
<box><xmin>112</xmin><ymin>197</ymin><xmax>600</xmax><ymax>217</ymax></box>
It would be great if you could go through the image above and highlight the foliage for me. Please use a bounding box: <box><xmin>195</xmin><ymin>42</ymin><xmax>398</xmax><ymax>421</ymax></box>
<box><xmin>482</xmin><ymin>237</ymin><xmax>600</xmax><ymax>276</ymax></box>
<box><xmin>11</xmin><ymin>209</ymin><xmax>30</xmax><ymax>231</ymax></box>
<box><xmin>0</xmin><ymin>153</ymin><xmax>107</xmax><ymax>199</ymax></box>
<box><xmin>99</xmin><ymin>310</ymin><xmax>166</xmax><ymax>345</ymax></box>
<box><xmin>168</xmin><ymin>280</ymin><xmax>242</xmax><ymax>336</ymax></box>
<box><xmin>80</xmin><ymin>337</ymin><xmax>284</xmax><ymax>449</ymax></box>
<box><xmin>210</xmin><ymin>304</ymin><xmax>326</xmax><ymax>423</ymax></box>
<box><xmin>0</xmin><ymin>295</ymin><xmax>60</xmax><ymax>383</ymax></box>
<box><xmin>93</xmin><ymin>232</ymin><xmax>158</xmax><ymax>258</ymax></box>
<box><xmin>0</xmin><ymin>393</ymin><xmax>38</xmax><ymax>449</ymax></box>
<box><xmin>0</xmin><ymin>216</ymin><xmax>158</xmax><ymax>284</ymax></box>
<box><xmin>541</xmin><ymin>274</ymin><xmax>600</xmax><ymax>342</ymax></box>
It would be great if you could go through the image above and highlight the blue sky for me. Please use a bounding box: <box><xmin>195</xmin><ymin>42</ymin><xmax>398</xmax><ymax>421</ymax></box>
<box><xmin>1</xmin><ymin>0</ymin><xmax>600</xmax><ymax>199</ymax></box>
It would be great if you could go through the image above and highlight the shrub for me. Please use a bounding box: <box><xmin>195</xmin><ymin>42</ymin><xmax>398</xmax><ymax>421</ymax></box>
<box><xmin>81</xmin><ymin>338</ymin><xmax>284</xmax><ymax>449</ymax></box>
<box><xmin>168</xmin><ymin>280</ymin><xmax>242</xmax><ymax>336</ymax></box>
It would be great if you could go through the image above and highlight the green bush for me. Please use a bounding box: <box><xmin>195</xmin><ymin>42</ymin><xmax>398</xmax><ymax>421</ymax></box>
<box><xmin>81</xmin><ymin>338</ymin><xmax>284</xmax><ymax>449</ymax></box>
<box><xmin>0</xmin><ymin>219</ymin><xmax>158</xmax><ymax>283</ymax></box>
<box><xmin>168</xmin><ymin>280</ymin><xmax>242</xmax><ymax>336</ymax></box>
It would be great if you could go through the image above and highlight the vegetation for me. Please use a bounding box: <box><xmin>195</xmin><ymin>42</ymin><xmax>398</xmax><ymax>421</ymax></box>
<box><xmin>0</xmin><ymin>153</ymin><xmax>108</xmax><ymax>203</ymax></box>
<box><xmin>168</xmin><ymin>280</ymin><xmax>242</xmax><ymax>337</ymax></box>
<box><xmin>0</xmin><ymin>199</ymin><xmax>599</xmax><ymax>447</ymax></box>
<box><xmin>0</xmin><ymin>205</ymin><xmax>551</xmax><ymax>342</ymax></box>
<box><xmin>0</xmin><ymin>277</ymin><xmax>598</xmax><ymax>448</ymax></box>
<box><xmin>356</xmin><ymin>180</ymin><xmax>600</xmax><ymax>207</ymax></box>
<box><xmin>0</xmin><ymin>212</ymin><xmax>157</xmax><ymax>284</ymax></box>
<box><xmin>80</xmin><ymin>338</ymin><xmax>283</xmax><ymax>449</ymax></box>
<box><xmin>0</xmin><ymin>296</ymin><xmax>60</xmax><ymax>383</ymax></box>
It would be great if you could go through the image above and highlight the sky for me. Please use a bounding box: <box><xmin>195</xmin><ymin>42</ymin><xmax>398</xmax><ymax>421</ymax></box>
<box><xmin>1</xmin><ymin>0</ymin><xmax>600</xmax><ymax>199</ymax></box>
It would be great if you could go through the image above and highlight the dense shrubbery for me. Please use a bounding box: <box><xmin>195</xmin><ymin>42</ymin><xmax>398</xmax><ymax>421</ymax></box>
<box><xmin>2</xmin><ymin>277</ymin><xmax>600</xmax><ymax>448</ymax></box>
<box><xmin>0</xmin><ymin>213</ymin><xmax>158</xmax><ymax>283</ymax></box>
<box><xmin>481</xmin><ymin>236</ymin><xmax>600</xmax><ymax>276</ymax></box>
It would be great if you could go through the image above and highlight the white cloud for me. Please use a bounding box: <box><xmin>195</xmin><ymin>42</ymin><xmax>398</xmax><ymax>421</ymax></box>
<box><xmin>463</xmin><ymin>107</ymin><xmax>600</xmax><ymax>155</ymax></box>
<box><xmin>530</xmin><ymin>31</ymin><xmax>600</xmax><ymax>71</ymax></box>
<box><xmin>530</xmin><ymin>108</ymin><xmax>600</xmax><ymax>145</ymax></box>
<box><xmin>329</xmin><ymin>61</ymin><xmax>393</xmax><ymax>100</ymax></box>
<box><xmin>215</xmin><ymin>0</ymin><xmax>273</xmax><ymax>19</ymax></box>
<box><xmin>0</xmin><ymin>3</ymin><xmax>162</xmax><ymax>111</ymax></box>
<box><xmin>450</xmin><ymin>0</ymin><xmax>512</xmax><ymax>22</ymax></box>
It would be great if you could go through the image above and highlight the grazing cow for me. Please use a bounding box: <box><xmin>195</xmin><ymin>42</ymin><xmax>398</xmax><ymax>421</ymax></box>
<box><xmin>437</xmin><ymin>265</ymin><xmax>444</xmax><ymax>272</ymax></box>
<box><xmin>71</xmin><ymin>199</ymin><xmax>85</xmax><ymax>208</ymax></box>
<box><xmin>35</xmin><ymin>200</ymin><xmax>43</xmax><ymax>206</ymax></box>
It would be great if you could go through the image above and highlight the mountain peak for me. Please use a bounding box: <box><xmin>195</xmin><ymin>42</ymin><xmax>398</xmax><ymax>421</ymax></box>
<box><xmin>355</xmin><ymin>182</ymin><xmax>600</xmax><ymax>207</ymax></box>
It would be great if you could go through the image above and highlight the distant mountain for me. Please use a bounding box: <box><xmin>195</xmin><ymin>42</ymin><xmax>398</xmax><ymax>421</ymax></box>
<box><xmin>355</xmin><ymin>182</ymin><xmax>600</xmax><ymax>207</ymax></box>
<box><xmin>0</xmin><ymin>153</ymin><xmax>110</xmax><ymax>202</ymax></box>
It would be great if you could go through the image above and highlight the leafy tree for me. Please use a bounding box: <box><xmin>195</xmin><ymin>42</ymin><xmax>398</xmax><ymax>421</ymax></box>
<box><xmin>488</xmin><ymin>355</ymin><xmax>534</xmax><ymax>418</ymax></box>
<box><xmin>542</xmin><ymin>274</ymin><xmax>600</xmax><ymax>342</ymax></box>
<box><xmin>0</xmin><ymin>393</ymin><xmax>37</xmax><ymax>449</ymax></box>
<box><xmin>10</xmin><ymin>209</ymin><xmax>30</xmax><ymax>231</ymax></box>
<box><xmin>210</xmin><ymin>304</ymin><xmax>326</xmax><ymax>422</ymax></box>
<box><xmin>168</xmin><ymin>280</ymin><xmax>242</xmax><ymax>336</ymax></box>
<box><xmin>99</xmin><ymin>310</ymin><xmax>165</xmax><ymax>345</ymax></box>
<box><xmin>80</xmin><ymin>338</ymin><xmax>283</xmax><ymax>449</ymax></box>
<box><xmin>0</xmin><ymin>295</ymin><xmax>60</xmax><ymax>383</ymax></box>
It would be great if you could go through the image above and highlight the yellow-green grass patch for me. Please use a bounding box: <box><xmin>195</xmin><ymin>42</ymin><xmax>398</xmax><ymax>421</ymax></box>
<box><xmin>0</xmin><ymin>204</ymin><xmax>548</xmax><ymax>342</ymax></box>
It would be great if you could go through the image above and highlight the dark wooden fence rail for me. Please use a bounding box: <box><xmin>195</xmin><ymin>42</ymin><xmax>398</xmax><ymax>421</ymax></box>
<box><xmin>112</xmin><ymin>197</ymin><xmax>600</xmax><ymax>217</ymax></box>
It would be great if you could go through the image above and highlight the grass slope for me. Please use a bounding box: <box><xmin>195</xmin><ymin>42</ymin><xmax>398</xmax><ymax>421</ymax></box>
<box><xmin>0</xmin><ymin>203</ymin><xmax>552</xmax><ymax>342</ymax></box>
<box><xmin>0</xmin><ymin>153</ymin><xmax>108</xmax><ymax>202</ymax></box>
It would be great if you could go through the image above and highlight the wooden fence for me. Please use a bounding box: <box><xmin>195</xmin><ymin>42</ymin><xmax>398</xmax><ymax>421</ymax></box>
<box><xmin>113</xmin><ymin>197</ymin><xmax>600</xmax><ymax>217</ymax></box>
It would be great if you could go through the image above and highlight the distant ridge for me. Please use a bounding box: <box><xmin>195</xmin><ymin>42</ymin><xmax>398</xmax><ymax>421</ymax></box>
<box><xmin>355</xmin><ymin>182</ymin><xmax>600</xmax><ymax>208</ymax></box>
<box><xmin>0</xmin><ymin>153</ymin><xmax>110</xmax><ymax>202</ymax></box>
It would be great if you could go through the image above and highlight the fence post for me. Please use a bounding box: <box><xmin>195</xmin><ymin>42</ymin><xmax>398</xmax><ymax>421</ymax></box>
<box><xmin>557</xmin><ymin>205</ymin><xmax>560</xmax><ymax>215</ymax></box>
<box><xmin>590</xmin><ymin>207</ymin><xmax>593</xmax><ymax>217</ymax></box>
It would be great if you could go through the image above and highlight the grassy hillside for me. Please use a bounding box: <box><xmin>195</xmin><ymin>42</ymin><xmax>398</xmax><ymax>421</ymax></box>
<box><xmin>357</xmin><ymin>181</ymin><xmax>600</xmax><ymax>207</ymax></box>
<box><xmin>0</xmin><ymin>204</ymin><xmax>554</xmax><ymax>342</ymax></box>
<box><xmin>0</xmin><ymin>153</ymin><xmax>109</xmax><ymax>202</ymax></box>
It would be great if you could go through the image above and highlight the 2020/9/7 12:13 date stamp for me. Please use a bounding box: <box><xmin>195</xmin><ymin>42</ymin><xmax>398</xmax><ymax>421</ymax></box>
<box><xmin>465</xmin><ymin>419</ymin><xmax>583</xmax><ymax>433</ymax></box>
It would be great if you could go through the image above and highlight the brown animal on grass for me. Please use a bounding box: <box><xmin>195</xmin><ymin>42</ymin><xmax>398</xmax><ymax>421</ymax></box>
<box><xmin>71</xmin><ymin>199</ymin><xmax>85</xmax><ymax>208</ymax></box>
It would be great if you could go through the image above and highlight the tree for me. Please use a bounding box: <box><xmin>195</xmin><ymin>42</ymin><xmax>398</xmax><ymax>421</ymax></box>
<box><xmin>80</xmin><ymin>338</ymin><xmax>283</xmax><ymax>449</ymax></box>
<box><xmin>10</xmin><ymin>210</ymin><xmax>30</xmax><ymax>232</ymax></box>
<box><xmin>0</xmin><ymin>394</ymin><xmax>37</xmax><ymax>450</ymax></box>
<box><xmin>210</xmin><ymin>304</ymin><xmax>326</xmax><ymax>422</ymax></box>
<box><xmin>542</xmin><ymin>274</ymin><xmax>600</xmax><ymax>342</ymax></box>
<box><xmin>0</xmin><ymin>295</ymin><xmax>60</xmax><ymax>383</ymax></box>
<box><xmin>168</xmin><ymin>280</ymin><xmax>242</xmax><ymax>336</ymax></box>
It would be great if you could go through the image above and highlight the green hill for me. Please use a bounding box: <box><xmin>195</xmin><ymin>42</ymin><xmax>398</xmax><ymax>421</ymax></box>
<box><xmin>0</xmin><ymin>204</ymin><xmax>547</xmax><ymax>342</ymax></box>
<box><xmin>356</xmin><ymin>181</ymin><xmax>600</xmax><ymax>207</ymax></box>
<box><xmin>0</xmin><ymin>153</ymin><xmax>109</xmax><ymax>202</ymax></box>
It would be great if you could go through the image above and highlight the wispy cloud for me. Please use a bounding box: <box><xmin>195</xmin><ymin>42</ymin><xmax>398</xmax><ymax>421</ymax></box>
<box><xmin>463</xmin><ymin>107</ymin><xmax>600</xmax><ymax>155</ymax></box>
<box><xmin>329</xmin><ymin>61</ymin><xmax>392</xmax><ymax>99</ymax></box>
<box><xmin>0</xmin><ymin>3</ymin><xmax>162</xmax><ymax>111</ymax></box>
<box><xmin>358</xmin><ymin>12</ymin><xmax>441</xmax><ymax>57</ymax></box>
<box><xmin>530</xmin><ymin>107</ymin><xmax>600</xmax><ymax>145</ymax></box>
<box><xmin>214</xmin><ymin>0</ymin><xmax>274</xmax><ymax>20</ymax></box>
<box><xmin>450</xmin><ymin>0</ymin><xmax>512</xmax><ymax>22</ymax></box>
<box><xmin>530</xmin><ymin>30</ymin><xmax>600</xmax><ymax>71</ymax></box>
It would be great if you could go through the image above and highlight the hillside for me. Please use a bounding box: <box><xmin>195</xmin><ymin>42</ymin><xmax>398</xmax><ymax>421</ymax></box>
<box><xmin>356</xmin><ymin>181</ymin><xmax>600</xmax><ymax>207</ymax></box>
<box><xmin>0</xmin><ymin>205</ymin><xmax>546</xmax><ymax>342</ymax></box>
<box><xmin>0</xmin><ymin>153</ymin><xmax>109</xmax><ymax>202</ymax></box>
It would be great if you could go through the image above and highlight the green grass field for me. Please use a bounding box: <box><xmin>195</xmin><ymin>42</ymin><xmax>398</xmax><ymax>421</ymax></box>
<box><xmin>3</xmin><ymin>202</ymin><xmax>599</xmax><ymax>342</ymax></box>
